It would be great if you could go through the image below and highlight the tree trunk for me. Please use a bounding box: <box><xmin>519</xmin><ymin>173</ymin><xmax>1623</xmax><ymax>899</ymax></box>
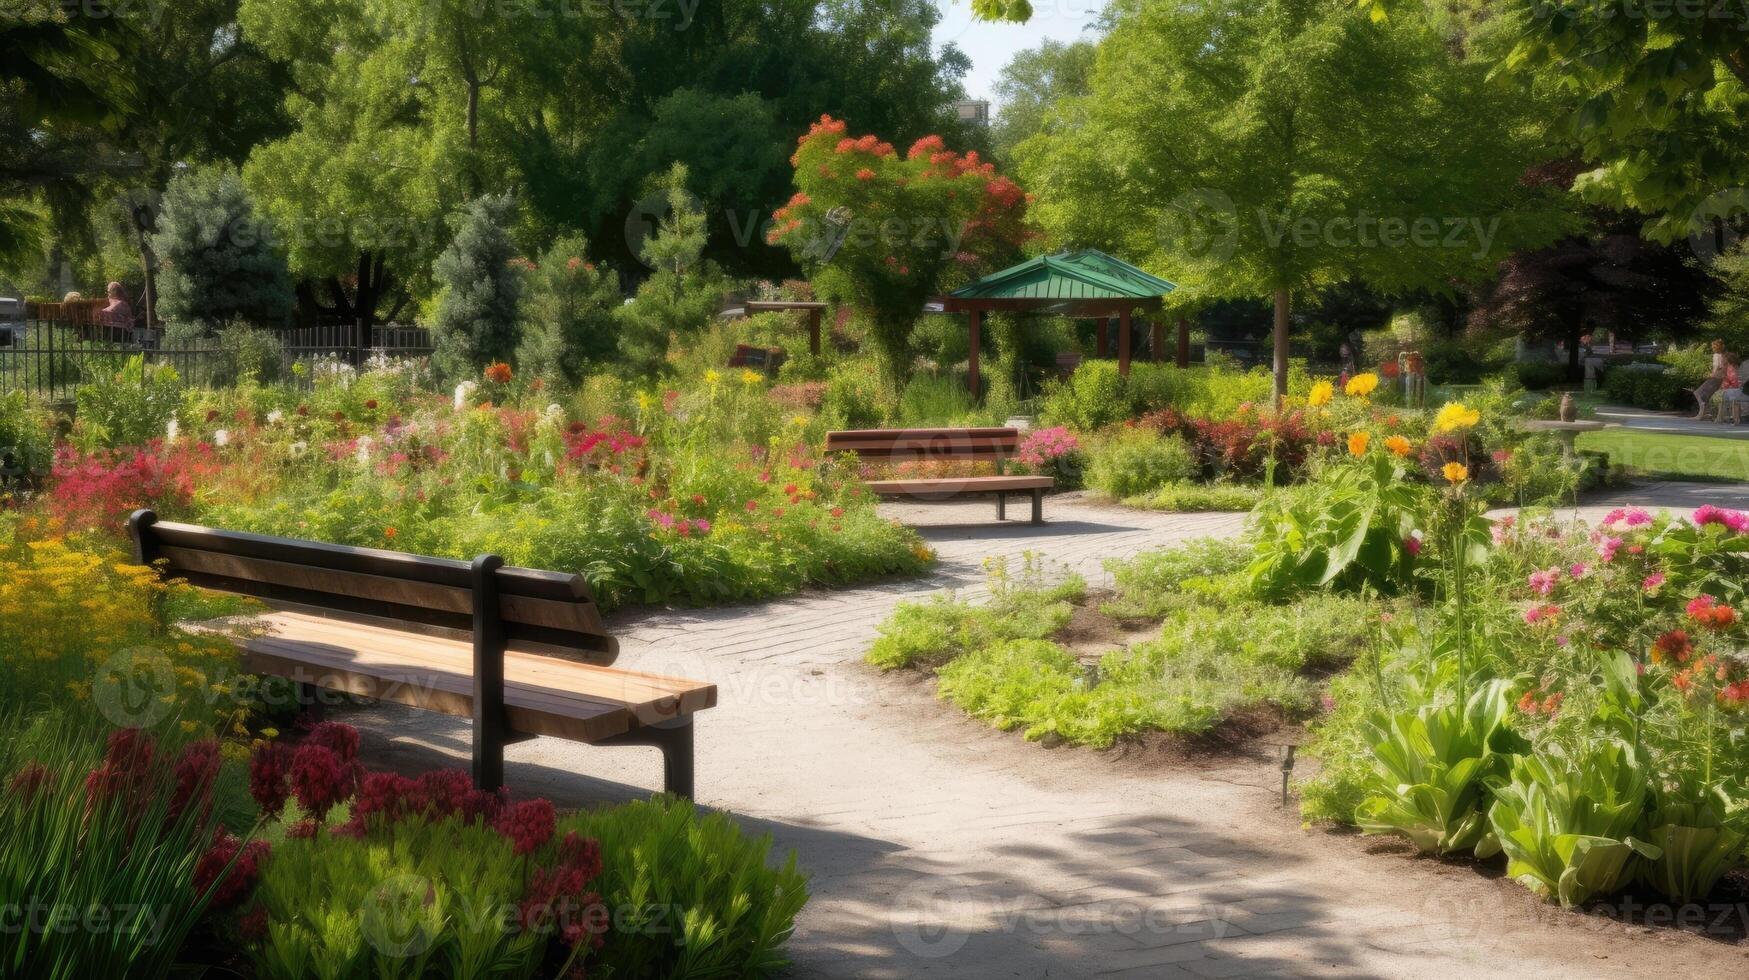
<box><xmin>130</xmin><ymin>203</ymin><xmax>158</xmax><ymax>331</ymax></box>
<box><xmin>1272</xmin><ymin>287</ymin><xmax>1291</xmax><ymax>406</ymax></box>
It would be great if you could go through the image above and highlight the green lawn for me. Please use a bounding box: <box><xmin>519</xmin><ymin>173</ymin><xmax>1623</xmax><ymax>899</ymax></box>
<box><xmin>1577</xmin><ymin>428</ymin><xmax>1749</xmax><ymax>483</ymax></box>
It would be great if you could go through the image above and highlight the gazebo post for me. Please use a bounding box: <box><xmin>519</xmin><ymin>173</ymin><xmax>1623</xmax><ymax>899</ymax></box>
<box><xmin>967</xmin><ymin>309</ymin><xmax>982</xmax><ymax>399</ymax></box>
<box><xmin>1118</xmin><ymin>309</ymin><xmax>1132</xmax><ymax>377</ymax></box>
<box><xmin>1177</xmin><ymin>317</ymin><xmax>1190</xmax><ymax>368</ymax></box>
<box><xmin>1151</xmin><ymin>318</ymin><xmax>1164</xmax><ymax>364</ymax></box>
<box><xmin>808</xmin><ymin>308</ymin><xmax>821</xmax><ymax>356</ymax></box>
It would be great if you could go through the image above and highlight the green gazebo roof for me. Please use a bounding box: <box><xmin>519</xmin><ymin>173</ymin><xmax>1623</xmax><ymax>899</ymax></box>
<box><xmin>948</xmin><ymin>249</ymin><xmax>1175</xmax><ymax>303</ymax></box>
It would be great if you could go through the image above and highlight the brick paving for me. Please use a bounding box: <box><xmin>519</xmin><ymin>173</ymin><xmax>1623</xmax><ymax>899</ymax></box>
<box><xmin>351</xmin><ymin>487</ymin><xmax>1749</xmax><ymax>978</ymax></box>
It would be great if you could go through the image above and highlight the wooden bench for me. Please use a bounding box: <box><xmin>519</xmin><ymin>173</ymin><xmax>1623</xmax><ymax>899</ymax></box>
<box><xmin>128</xmin><ymin>510</ymin><xmax>714</xmax><ymax>797</ymax></box>
<box><xmin>823</xmin><ymin>427</ymin><xmax>1054</xmax><ymax>524</ymax></box>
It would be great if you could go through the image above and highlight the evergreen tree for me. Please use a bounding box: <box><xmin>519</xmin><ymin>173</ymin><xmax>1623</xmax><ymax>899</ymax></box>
<box><xmin>616</xmin><ymin>166</ymin><xmax>732</xmax><ymax>375</ymax></box>
<box><xmin>151</xmin><ymin>165</ymin><xmax>294</xmax><ymax>328</ymax></box>
<box><xmin>516</xmin><ymin>236</ymin><xmax>622</xmax><ymax>385</ymax></box>
<box><xmin>430</xmin><ymin>194</ymin><xmax>523</xmax><ymax>381</ymax></box>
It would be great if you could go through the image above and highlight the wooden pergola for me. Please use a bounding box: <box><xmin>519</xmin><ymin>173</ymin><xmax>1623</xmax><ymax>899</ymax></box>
<box><xmin>935</xmin><ymin>250</ymin><xmax>1182</xmax><ymax>397</ymax></box>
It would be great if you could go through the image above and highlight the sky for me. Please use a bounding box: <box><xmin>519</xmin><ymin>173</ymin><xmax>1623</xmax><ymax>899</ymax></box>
<box><xmin>933</xmin><ymin>0</ymin><xmax>1104</xmax><ymax>109</ymax></box>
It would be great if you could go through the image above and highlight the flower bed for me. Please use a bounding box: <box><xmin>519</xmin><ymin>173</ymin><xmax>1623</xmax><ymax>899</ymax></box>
<box><xmin>27</xmin><ymin>361</ymin><xmax>932</xmax><ymax>611</ymax></box>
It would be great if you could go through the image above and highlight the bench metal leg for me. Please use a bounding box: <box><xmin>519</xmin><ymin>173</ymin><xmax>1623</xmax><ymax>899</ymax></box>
<box><xmin>1031</xmin><ymin>488</ymin><xmax>1044</xmax><ymax>525</ymax></box>
<box><xmin>996</xmin><ymin>491</ymin><xmax>1006</xmax><ymax>521</ymax></box>
<box><xmin>598</xmin><ymin>717</ymin><xmax>695</xmax><ymax>798</ymax></box>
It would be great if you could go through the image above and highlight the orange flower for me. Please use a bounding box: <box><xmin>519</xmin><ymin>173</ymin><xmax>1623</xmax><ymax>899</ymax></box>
<box><xmin>1347</xmin><ymin>432</ymin><xmax>1370</xmax><ymax>457</ymax></box>
<box><xmin>1384</xmin><ymin>435</ymin><xmax>1413</xmax><ymax>457</ymax></box>
<box><xmin>484</xmin><ymin>362</ymin><xmax>513</xmax><ymax>384</ymax></box>
<box><xmin>383</xmin><ymin>527</ymin><xmax>398</xmax><ymax>541</ymax></box>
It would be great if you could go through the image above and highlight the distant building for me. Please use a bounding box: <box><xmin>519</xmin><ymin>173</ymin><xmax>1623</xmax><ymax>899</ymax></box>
<box><xmin>953</xmin><ymin>99</ymin><xmax>990</xmax><ymax>126</ymax></box>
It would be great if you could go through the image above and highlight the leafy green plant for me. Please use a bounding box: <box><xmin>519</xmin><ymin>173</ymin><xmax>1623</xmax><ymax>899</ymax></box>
<box><xmin>72</xmin><ymin>356</ymin><xmax>183</xmax><ymax>450</ymax></box>
<box><xmin>1637</xmin><ymin>783</ymin><xmax>1748</xmax><ymax>905</ymax></box>
<box><xmin>1248</xmin><ymin>454</ymin><xmax>1429</xmax><ymax>598</ymax></box>
<box><xmin>1487</xmin><ymin>739</ymin><xmax>1658</xmax><ymax>907</ymax></box>
<box><xmin>1083</xmin><ymin>428</ymin><xmax>1196</xmax><ymax>499</ymax></box>
<box><xmin>559</xmin><ymin>797</ymin><xmax>808</xmax><ymax>979</ymax></box>
<box><xmin>1355</xmin><ymin>678</ymin><xmax>1522</xmax><ymax>857</ymax></box>
<box><xmin>1123</xmin><ymin>481</ymin><xmax>1264</xmax><ymax>514</ymax></box>
<box><xmin>0</xmin><ymin>715</ymin><xmax>234</xmax><ymax>980</ymax></box>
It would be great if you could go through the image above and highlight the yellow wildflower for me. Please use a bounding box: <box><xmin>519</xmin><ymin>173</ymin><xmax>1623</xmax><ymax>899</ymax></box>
<box><xmin>1433</xmin><ymin>401</ymin><xmax>1481</xmax><ymax>433</ymax></box>
<box><xmin>704</xmin><ymin>369</ymin><xmax>721</xmax><ymax>385</ymax></box>
<box><xmin>1347</xmin><ymin>432</ymin><xmax>1370</xmax><ymax>457</ymax></box>
<box><xmin>1442</xmin><ymin>461</ymin><xmax>1470</xmax><ymax>483</ymax></box>
<box><xmin>740</xmin><ymin>370</ymin><xmax>763</xmax><ymax>386</ymax></box>
<box><xmin>1308</xmin><ymin>380</ymin><xmax>1334</xmax><ymax>407</ymax></box>
<box><xmin>1344</xmin><ymin>373</ymin><xmax>1379</xmax><ymax>398</ymax></box>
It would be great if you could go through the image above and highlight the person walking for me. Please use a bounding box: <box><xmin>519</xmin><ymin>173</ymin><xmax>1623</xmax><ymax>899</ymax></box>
<box><xmin>1694</xmin><ymin>339</ymin><xmax>1728</xmax><ymax>420</ymax></box>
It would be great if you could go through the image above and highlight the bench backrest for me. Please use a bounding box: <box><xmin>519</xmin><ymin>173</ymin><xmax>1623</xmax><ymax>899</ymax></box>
<box><xmin>824</xmin><ymin>427</ymin><xmax>1021</xmax><ymax>465</ymax></box>
<box><xmin>129</xmin><ymin>510</ymin><xmax>617</xmax><ymax>662</ymax></box>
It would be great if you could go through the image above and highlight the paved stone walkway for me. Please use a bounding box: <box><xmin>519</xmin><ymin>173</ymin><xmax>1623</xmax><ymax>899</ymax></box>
<box><xmin>1595</xmin><ymin>404</ymin><xmax>1749</xmax><ymax>439</ymax></box>
<box><xmin>352</xmin><ymin>488</ymin><xmax>1749</xmax><ymax>978</ymax></box>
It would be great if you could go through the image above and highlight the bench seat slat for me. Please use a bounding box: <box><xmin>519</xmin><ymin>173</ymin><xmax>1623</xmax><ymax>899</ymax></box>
<box><xmin>864</xmin><ymin>475</ymin><xmax>1054</xmax><ymax>495</ymax></box>
<box><xmin>233</xmin><ymin>612</ymin><xmax>714</xmax><ymax>743</ymax></box>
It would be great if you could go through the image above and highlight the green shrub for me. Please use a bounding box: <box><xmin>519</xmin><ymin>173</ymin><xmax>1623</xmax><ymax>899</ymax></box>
<box><xmin>72</xmin><ymin>356</ymin><xmax>183</xmax><ymax>450</ymax></box>
<box><xmin>818</xmin><ymin>360</ymin><xmax>890</xmax><ymax>430</ymax></box>
<box><xmin>559</xmin><ymin>797</ymin><xmax>808</xmax><ymax>979</ymax></box>
<box><xmin>0</xmin><ymin>389</ymin><xmax>54</xmax><ymax>478</ymax></box>
<box><xmin>1103</xmin><ymin>538</ymin><xmax>1254</xmax><ymax>619</ymax></box>
<box><xmin>1084</xmin><ymin>428</ymin><xmax>1196</xmax><ymax>498</ymax></box>
<box><xmin>1509</xmin><ymin>360</ymin><xmax>1566</xmax><ymax>392</ymax></box>
<box><xmin>1124</xmin><ymin>481</ymin><xmax>1264</xmax><ymax>513</ymax></box>
<box><xmin>1601</xmin><ymin>365</ymin><xmax>1687</xmax><ymax>411</ymax></box>
<box><xmin>866</xmin><ymin>582</ymin><xmax>1078</xmax><ymax>670</ymax></box>
<box><xmin>895</xmin><ymin>372</ymin><xmax>994</xmax><ymax>427</ymax></box>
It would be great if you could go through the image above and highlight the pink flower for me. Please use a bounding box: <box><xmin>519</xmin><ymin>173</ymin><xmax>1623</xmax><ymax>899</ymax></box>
<box><xmin>1403</xmin><ymin>536</ymin><xmax>1422</xmax><ymax>557</ymax></box>
<box><xmin>1524</xmin><ymin>603</ymin><xmax>1561</xmax><ymax>625</ymax></box>
<box><xmin>1643</xmin><ymin>572</ymin><xmax>1666</xmax><ymax>592</ymax></box>
<box><xmin>1596</xmin><ymin>536</ymin><xmax>1623</xmax><ymax>563</ymax></box>
<box><xmin>1528</xmin><ymin>567</ymin><xmax>1561</xmax><ymax>596</ymax></box>
<box><xmin>1568</xmin><ymin>563</ymin><xmax>1589</xmax><ymax>579</ymax></box>
<box><xmin>1602</xmin><ymin>507</ymin><xmax>1652</xmax><ymax>531</ymax></box>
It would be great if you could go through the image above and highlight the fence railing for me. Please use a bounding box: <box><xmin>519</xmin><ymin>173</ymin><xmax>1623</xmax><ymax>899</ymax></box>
<box><xmin>0</xmin><ymin>321</ymin><xmax>433</xmax><ymax>399</ymax></box>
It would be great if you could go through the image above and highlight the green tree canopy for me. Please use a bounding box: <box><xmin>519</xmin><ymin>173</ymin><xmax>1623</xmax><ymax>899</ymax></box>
<box><xmin>1019</xmin><ymin>0</ymin><xmax>1563</xmax><ymax>400</ymax></box>
<box><xmin>990</xmin><ymin>39</ymin><xmax>1097</xmax><ymax>164</ymax></box>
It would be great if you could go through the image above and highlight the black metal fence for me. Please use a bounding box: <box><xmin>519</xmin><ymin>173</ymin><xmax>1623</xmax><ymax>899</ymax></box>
<box><xmin>0</xmin><ymin>322</ymin><xmax>433</xmax><ymax>399</ymax></box>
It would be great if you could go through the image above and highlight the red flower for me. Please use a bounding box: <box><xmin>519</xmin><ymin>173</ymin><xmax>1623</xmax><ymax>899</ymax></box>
<box><xmin>494</xmin><ymin>798</ymin><xmax>557</xmax><ymax>856</ymax></box>
<box><xmin>248</xmin><ymin>742</ymin><xmax>295</xmax><ymax>817</ymax></box>
<box><xmin>171</xmin><ymin>740</ymin><xmax>223</xmax><ymax>821</ymax></box>
<box><xmin>303</xmin><ymin>722</ymin><xmax>361</xmax><ymax>764</ymax></box>
<box><xmin>85</xmin><ymin>728</ymin><xmax>158</xmax><ymax>804</ymax></box>
<box><xmin>8</xmin><ymin>762</ymin><xmax>53</xmax><ymax>799</ymax></box>
<box><xmin>194</xmin><ymin>831</ymin><xmax>271</xmax><ymax>909</ymax></box>
<box><xmin>1653</xmin><ymin>630</ymin><xmax>1694</xmax><ymax>664</ymax></box>
<box><xmin>485</xmin><ymin>362</ymin><xmax>514</xmax><ymax>384</ymax></box>
<box><xmin>1686</xmin><ymin>595</ymin><xmax>1738</xmax><ymax>631</ymax></box>
<box><xmin>289</xmin><ymin>744</ymin><xmax>354</xmax><ymax>821</ymax></box>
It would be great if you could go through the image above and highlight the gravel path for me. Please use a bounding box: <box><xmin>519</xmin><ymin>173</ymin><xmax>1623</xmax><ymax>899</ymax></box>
<box><xmin>349</xmin><ymin>486</ymin><xmax>1749</xmax><ymax>978</ymax></box>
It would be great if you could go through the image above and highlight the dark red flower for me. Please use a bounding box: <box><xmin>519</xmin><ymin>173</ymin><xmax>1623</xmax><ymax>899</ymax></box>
<box><xmin>289</xmin><ymin>744</ymin><xmax>354</xmax><ymax>821</ymax></box>
<box><xmin>303</xmin><ymin>722</ymin><xmax>361</xmax><ymax>764</ymax></box>
<box><xmin>248</xmin><ymin>741</ymin><xmax>295</xmax><ymax>817</ymax></box>
<box><xmin>170</xmin><ymin>739</ymin><xmax>223</xmax><ymax>821</ymax></box>
<box><xmin>7</xmin><ymin>762</ymin><xmax>53</xmax><ymax>800</ymax></box>
<box><xmin>194</xmin><ymin>831</ymin><xmax>271</xmax><ymax>909</ymax></box>
<box><xmin>494</xmin><ymin>798</ymin><xmax>556</xmax><ymax>856</ymax></box>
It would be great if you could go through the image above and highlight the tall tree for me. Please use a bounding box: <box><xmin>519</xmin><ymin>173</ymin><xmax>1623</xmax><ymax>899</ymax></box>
<box><xmin>990</xmin><ymin>40</ymin><xmax>1097</xmax><ymax>164</ymax></box>
<box><xmin>1020</xmin><ymin>0</ymin><xmax>1562</xmax><ymax>401</ymax></box>
<box><xmin>431</xmin><ymin>194</ymin><xmax>523</xmax><ymax>381</ymax></box>
<box><xmin>1494</xmin><ymin>0</ymin><xmax>1749</xmax><ymax>242</ymax></box>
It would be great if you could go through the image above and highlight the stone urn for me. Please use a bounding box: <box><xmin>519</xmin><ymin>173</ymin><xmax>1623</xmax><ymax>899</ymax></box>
<box><xmin>1558</xmin><ymin>392</ymin><xmax>1577</xmax><ymax>423</ymax></box>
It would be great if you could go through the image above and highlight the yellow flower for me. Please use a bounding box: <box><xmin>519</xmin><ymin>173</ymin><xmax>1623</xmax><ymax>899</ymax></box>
<box><xmin>1307</xmin><ymin>380</ymin><xmax>1334</xmax><ymax>407</ymax></box>
<box><xmin>703</xmin><ymin>369</ymin><xmax>721</xmax><ymax>385</ymax></box>
<box><xmin>1442</xmin><ymin>461</ymin><xmax>1469</xmax><ymax>483</ymax></box>
<box><xmin>1344</xmin><ymin>373</ymin><xmax>1379</xmax><ymax>398</ymax></box>
<box><xmin>740</xmin><ymin>370</ymin><xmax>763</xmax><ymax>386</ymax></box>
<box><xmin>636</xmin><ymin>391</ymin><xmax>654</xmax><ymax>411</ymax></box>
<box><xmin>1347</xmin><ymin>432</ymin><xmax>1370</xmax><ymax>457</ymax></box>
<box><xmin>1433</xmin><ymin>401</ymin><xmax>1481</xmax><ymax>433</ymax></box>
<box><xmin>1384</xmin><ymin>435</ymin><xmax>1413</xmax><ymax>457</ymax></box>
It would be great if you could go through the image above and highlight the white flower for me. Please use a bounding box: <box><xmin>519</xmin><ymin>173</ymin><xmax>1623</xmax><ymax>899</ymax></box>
<box><xmin>266</xmin><ymin>409</ymin><xmax>284</xmax><ymax>425</ymax></box>
<box><xmin>213</xmin><ymin>429</ymin><xmax>229</xmax><ymax>447</ymax></box>
<box><xmin>453</xmin><ymin>381</ymin><xmax>478</xmax><ymax>412</ymax></box>
<box><xmin>545</xmin><ymin>403</ymin><xmax>565</xmax><ymax>418</ymax></box>
<box><xmin>289</xmin><ymin>441</ymin><xmax>307</xmax><ymax>456</ymax></box>
<box><xmin>165</xmin><ymin>419</ymin><xmax>180</xmax><ymax>443</ymax></box>
<box><xmin>355</xmin><ymin>435</ymin><xmax>374</xmax><ymax>464</ymax></box>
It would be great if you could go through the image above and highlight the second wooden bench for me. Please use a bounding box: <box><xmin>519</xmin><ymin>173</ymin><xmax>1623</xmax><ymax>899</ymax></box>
<box><xmin>824</xmin><ymin>427</ymin><xmax>1054</xmax><ymax>524</ymax></box>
